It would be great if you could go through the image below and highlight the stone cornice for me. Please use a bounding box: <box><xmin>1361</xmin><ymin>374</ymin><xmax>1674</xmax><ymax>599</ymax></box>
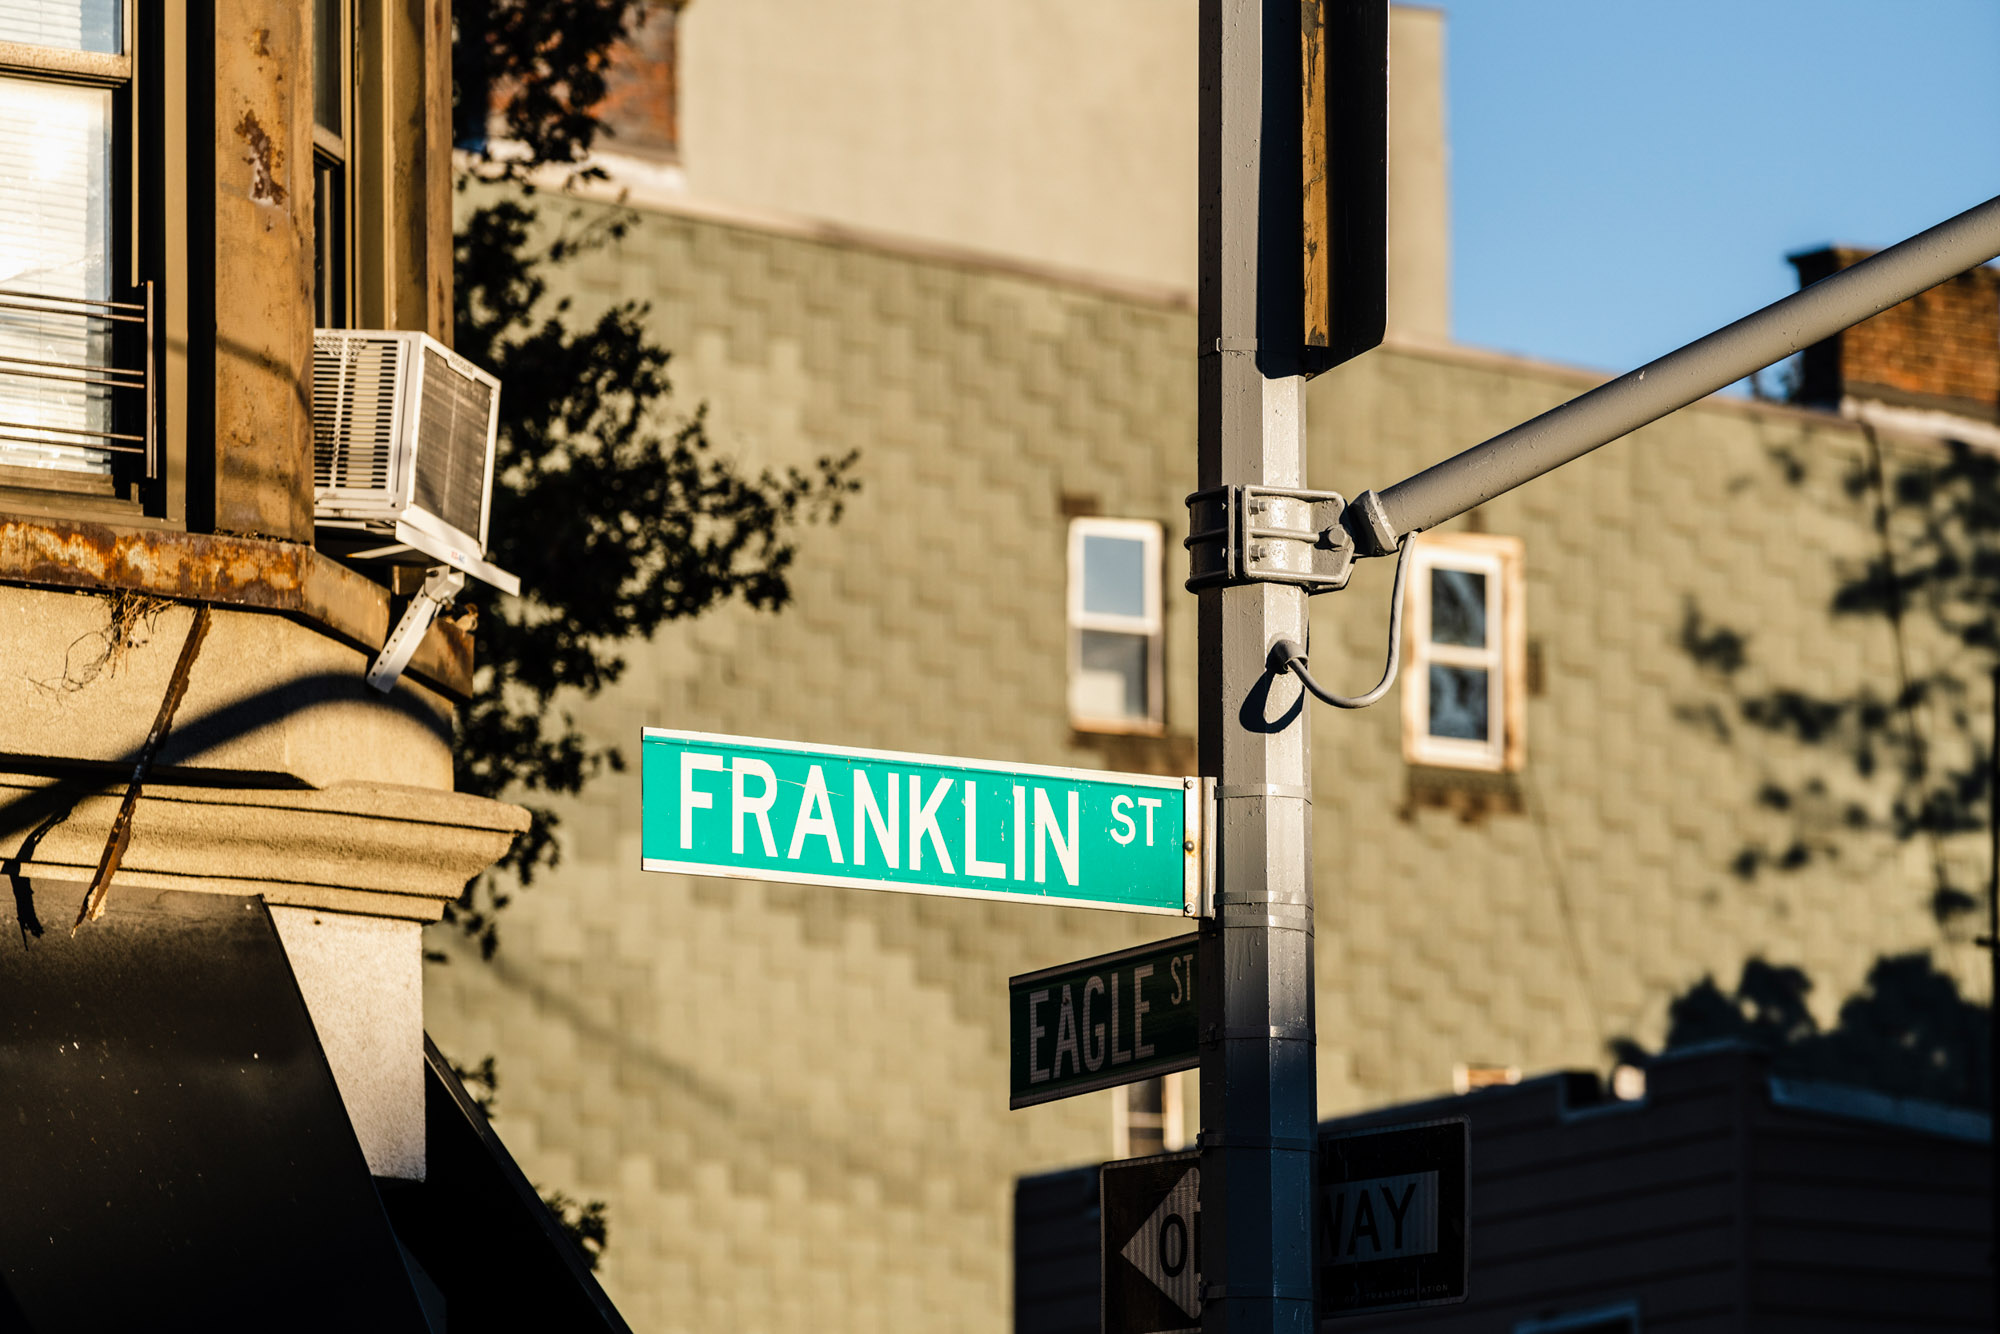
<box><xmin>0</xmin><ymin>775</ymin><xmax>528</xmax><ymax>923</ymax></box>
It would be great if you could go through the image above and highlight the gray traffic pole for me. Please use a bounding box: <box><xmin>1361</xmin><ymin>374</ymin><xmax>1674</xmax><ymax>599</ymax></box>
<box><xmin>1197</xmin><ymin>2</ymin><xmax>1318</xmax><ymax>1331</ymax></box>
<box><xmin>1342</xmin><ymin>193</ymin><xmax>2000</xmax><ymax>555</ymax></box>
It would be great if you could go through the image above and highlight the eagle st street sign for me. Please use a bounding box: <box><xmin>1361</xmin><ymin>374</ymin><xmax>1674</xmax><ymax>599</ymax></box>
<box><xmin>1009</xmin><ymin>934</ymin><xmax>1199</xmax><ymax>1109</ymax></box>
<box><xmin>640</xmin><ymin>729</ymin><xmax>1208</xmax><ymax>916</ymax></box>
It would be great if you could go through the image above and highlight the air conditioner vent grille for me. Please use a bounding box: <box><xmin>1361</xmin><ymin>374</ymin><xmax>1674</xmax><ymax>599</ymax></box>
<box><xmin>313</xmin><ymin>334</ymin><xmax>405</xmax><ymax>493</ymax></box>
<box><xmin>413</xmin><ymin>354</ymin><xmax>495</xmax><ymax>542</ymax></box>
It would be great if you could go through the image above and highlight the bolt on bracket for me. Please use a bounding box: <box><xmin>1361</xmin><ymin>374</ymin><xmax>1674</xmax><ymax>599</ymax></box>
<box><xmin>1183</xmin><ymin>485</ymin><xmax>1356</xmax><ymax>594</ymax></box>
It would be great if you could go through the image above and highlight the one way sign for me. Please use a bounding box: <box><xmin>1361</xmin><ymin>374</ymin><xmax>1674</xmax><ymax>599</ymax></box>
<box><xmin>1317</xmin><ymin>1116</ymin><xmax>1468</xmax><ymax>1319</ymax></box>
<box><xmin>1101</xmin><ymin>1151</ymin><xmax>1200</xmax><ymax>1334</ymax></box>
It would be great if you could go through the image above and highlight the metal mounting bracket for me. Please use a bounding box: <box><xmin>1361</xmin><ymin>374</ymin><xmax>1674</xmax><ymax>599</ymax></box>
<box><xmin>366</xmin><ymin>564</ymin><xmax>465</xmax><ymax>693</ymax></box>
<box><xmin>1183</xmin><ymin>485</ymin><xmax>1356</xmax><ymax>594</ymax></box>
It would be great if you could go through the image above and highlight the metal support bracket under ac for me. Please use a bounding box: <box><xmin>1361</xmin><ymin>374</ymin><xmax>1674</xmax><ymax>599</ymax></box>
<box><xmin>1183</xmin><ymin>485</ymin><xmax>1356</xmax><ymax>594</ymax></box>
<box><xmin>367</xmin><ymin>565</ymin><xmax>465</xmax><ymax>693</ymax></box>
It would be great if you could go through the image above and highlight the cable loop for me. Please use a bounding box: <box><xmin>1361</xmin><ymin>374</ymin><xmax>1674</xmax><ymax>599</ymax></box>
<box><xmin>1268</xmin><ymin>530</ymin><xmax>1419</xmax><ymax>710</ymax></box>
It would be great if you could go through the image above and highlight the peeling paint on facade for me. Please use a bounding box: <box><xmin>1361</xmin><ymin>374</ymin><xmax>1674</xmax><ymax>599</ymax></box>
<box><xmin>234</xmin><ymin>108</ymin><xmax>288</xmax><ymax>207</ymax></box>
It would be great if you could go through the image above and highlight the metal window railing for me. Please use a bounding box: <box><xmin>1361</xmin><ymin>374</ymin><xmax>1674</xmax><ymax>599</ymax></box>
<box><xmin>0</xmin><ymin>282</ymin><xmax>155</xmax><ymax>479</ymax></box>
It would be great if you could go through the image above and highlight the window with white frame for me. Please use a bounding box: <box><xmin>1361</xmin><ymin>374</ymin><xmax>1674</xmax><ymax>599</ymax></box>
<box><xmin>1112</xmin><ymin>1075</ymin><xmax>1186</xmax><ymax>1160</ymax></box>
<box><xmin>1402</xmin><ymin>532</ymin><xmax>1525</xmax><ymax>771</ymax></box>
<box><xmin>1068</xmin><ymin>517</ymin><xmax>1164</xmax><ymax>732</ymax></box>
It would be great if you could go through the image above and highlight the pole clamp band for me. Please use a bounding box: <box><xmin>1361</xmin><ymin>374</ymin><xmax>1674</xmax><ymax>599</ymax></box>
<box><xmin>1216</xmin><ymin>900</ymin><xmax>1311</xmax><ymax>925</ymax></box>
<box><xmin>1215</xmin><ymin>783</ymin><xmax>1312</xmax><ymax>803</ymax></box>
<box><xmin>1211</xmin><ymin>1026</ymin><xmax>1314</xmax><ymax>1042</ymax></box>
<box><xmin>1200</xmin><ymin>1283</ymin><xmax>1317</xmax><ymax>1302</ymax></box>
<box><xmin>1197</xmin><ymin>1132</ymin><xmax>1317</xmax><ymax>1152</ymax></box>
<box><xmin>1184</xmin><ymin>485</ymin><xmax>1357</xmax><ymax>593</ymax></box>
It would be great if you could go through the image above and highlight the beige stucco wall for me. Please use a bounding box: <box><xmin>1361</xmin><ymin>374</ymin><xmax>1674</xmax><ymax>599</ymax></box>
<box><xmin>0</xmin><ymin>589</ymin><xmax>527</xmax><ymax>1180</ymax></box>
<box><xmin>423</xmin><ymin>193</ymin><xmax>1981</xmax><ymax>1332</ymax></box>
<box><xmin>271</xmin><ymin>907</ymin><xmax>425</xmax><ymax>1179</ymax></box>
<box><xmin>0</xmin><ymin>589</ymin><xmax>453</xmax><ymax>790</ymax></box>
<box><xmin>667</xmin><ymin>0</ymin><xmax>1448</xmax><ymax>340</ymax></box>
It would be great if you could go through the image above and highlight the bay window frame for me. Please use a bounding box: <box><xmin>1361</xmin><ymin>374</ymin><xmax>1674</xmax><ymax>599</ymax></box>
<box><xmin>0</xmin><ymin>0</ymin><xmax>187</xmax><ymax>524</ymax></box>
<box><xmin>313</xmin><ymin>0</ymin><xmax>353</xmax><ymax>329</ymax></box>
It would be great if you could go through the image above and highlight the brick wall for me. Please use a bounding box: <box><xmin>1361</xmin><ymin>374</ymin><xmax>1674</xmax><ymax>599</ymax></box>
<box><xmin>1792</xmin><ymin>246</ymin><xmax>2000</xmax><ymax>420</ymax></box>
<box><xmin>598</xmin><ymin>1</ymin><xmax>685</xmax><ymax>161</ymax></box>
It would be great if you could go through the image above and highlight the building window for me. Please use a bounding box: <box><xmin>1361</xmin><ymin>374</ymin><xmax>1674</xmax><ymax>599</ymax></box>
<box><xmin>1452</xmin><ymin>1061</ymin><xmax>1521</xmax><ymax>1094</ymax></box>
<box><xmin>1112</xmin><ymin>1075</ymin><xmax>1185</xmax><ymax>1160</ymax></box>
<box><xmin>598</xmin><ymin>0</ymin><xmax>687</xmax><ymax>162</ymax></box>
<box><xmin>1514</xmin><ymin>1300</ymin><xmax>1640</xmax><ymax>1333</ymax></box>
<box><xmin>1068</xmin><ymin>517</ymin><xmax>1164</xmax><ymax>733</ymax></box>
<box><xmin>0</xmin><ymin>0</ymin><xmax>149</xmax><ymax>493</ymax></box>
<box><xmin>1402</xmin><ymin>532</ymin><xmax>1525</xmax><ymax>772</ymax></box>
<box><xmin>312</xmin><ymin>0</ymin><xmax>350</xmax><ymax>328</ymax></box>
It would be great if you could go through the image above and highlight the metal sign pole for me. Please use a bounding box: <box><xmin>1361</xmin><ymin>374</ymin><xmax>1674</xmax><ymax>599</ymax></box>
<box><xmin>1198</xmin><ymin>1</ymin><xmax>1317</xmax><ymax>1329</ymax></box>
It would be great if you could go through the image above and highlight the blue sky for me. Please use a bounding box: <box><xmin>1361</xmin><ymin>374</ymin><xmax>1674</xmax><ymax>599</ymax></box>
<box><xmin>1439</xmin><ymin>0</ymin><xmax>2000</xmax><ymax>385</ymax></box>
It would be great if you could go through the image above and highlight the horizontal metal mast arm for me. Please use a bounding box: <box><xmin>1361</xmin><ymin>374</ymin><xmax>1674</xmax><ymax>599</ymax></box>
<box><xmin>1344</xmin><ymin>193</ymin><xmax>2000</xmax><ymax>555</ymax></box>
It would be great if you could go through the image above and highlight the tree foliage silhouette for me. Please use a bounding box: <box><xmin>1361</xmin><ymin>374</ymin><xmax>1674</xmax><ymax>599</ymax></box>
<box><xmin>1676</xmin><ymin>429</ymin><xmax>1998</xmax><ymax>929</ymax></box>
<box><xmin>447</xmin><ymin>2</ymin><xmax>857</xmax><ymax>956</ymax></box>
<box><xmin>1614</xmin><ymin>953</ymin><xmax>1990</xmax><ymax>1111</ymax></box>
<box><xmin>1661</xmin><ymin>406</ymin><xmax>1996</xmax><ymax>1108</ymax></box>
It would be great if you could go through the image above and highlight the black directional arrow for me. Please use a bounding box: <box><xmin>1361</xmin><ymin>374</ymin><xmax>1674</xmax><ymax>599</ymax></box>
<box><xmin>1100</xmin><ymin>1152</ymin><xmax>1201</xmax><ymax>1334</ymax></box>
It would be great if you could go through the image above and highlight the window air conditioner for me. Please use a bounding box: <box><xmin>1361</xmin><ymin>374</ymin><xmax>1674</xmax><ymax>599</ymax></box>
<box><xmin>312</xmin><ymin>328</ymin><xmax>519</xmax><ymax>596</ymax></box>
<box><xmin>313</xmin><ymin>328</ymin><xmax>520</xmax><ymax>692</ymax></box>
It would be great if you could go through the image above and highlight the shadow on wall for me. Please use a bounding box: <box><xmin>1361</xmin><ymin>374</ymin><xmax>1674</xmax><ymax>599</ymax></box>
<box><xmin>1676</xmin><ymin>435</ymin><xmax>2000</xmax><ymax>932</ymax></box>
<box><xmin>1613</xmin><ymin>952</ymin><xmax>1991</xmax><ymax>1112</ymax></box>
<box><xmin>0</xmin><ymin>667</ymin><xmax>455</xmax><ymax>946</ymax></box>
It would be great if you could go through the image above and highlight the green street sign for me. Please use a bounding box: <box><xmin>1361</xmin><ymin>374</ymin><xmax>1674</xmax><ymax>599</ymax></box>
<box><xmin>641</xmin><ymin>729</ymin><xmax>1203</xmax><ymax>916</ymax></box>
<box><xmin>1010</xmin><ymin>934</ymin><xmax>1199</xmax><ymax>1109</ymax></box>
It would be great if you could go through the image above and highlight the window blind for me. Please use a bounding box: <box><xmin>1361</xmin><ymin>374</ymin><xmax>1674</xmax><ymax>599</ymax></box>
<box><xmin>0</xmin><ymin>0</ymin><xmax>120</xmax><ymax>54</ymax></box>
<box><xmin>0</xmin><ymin>75</ymin><xmax>112</xmax><ymax>473</ymax></box>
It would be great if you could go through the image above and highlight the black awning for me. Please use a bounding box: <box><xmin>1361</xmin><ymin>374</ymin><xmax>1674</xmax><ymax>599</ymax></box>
<box><xmin>382</xmin><ymin>1036</ymin><xmax>634</xmax><ymax>1334</ymax></box>
<box><xmin>0</xmin><ymin>885</ymin><xmax>432</xmax><ymax>1333</ymax></box>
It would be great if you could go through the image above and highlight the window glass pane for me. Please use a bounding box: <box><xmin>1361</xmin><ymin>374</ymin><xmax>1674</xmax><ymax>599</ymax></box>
<box><xmin>0</xmin><ymin>75</ymin><xmax>112</xmax><ymax>475</ymax></box>
<box><xmin>315</xmin><ymin>159</ymin><xmax>346</xmax><ymax>326</ymax></box>
<box><xmin>314</xmin><ymin>0</ymin><xmax>342</xmax><ymax>134</ymax></box>
<box><xmin>1082</xmin><ymin>534</ymin><xmax>1147</xmax><ymax>618</ymax></box>
<box><xmin>1429</xmin><ymin>567</ymin><xmax>1487</xmax><ymax>647</ymax></box>
<box><xmin>0</xmin><ymin>0</ymin><xmax>121</xmax><ymax>52</ymax></box>
<box><xmin>1125</xmin><ymin>1079</ymin><xmax>1166</xmax><ymax>1158</ymax></box>
<box><xmin>1073</xmin><ymin>630</ymin><xmax>1149</xmax><ymax>721</ymax></box>
<box><xmin>1427</xmin><ymin>665</ymin><xmax>1489</xmax><ymax>741</ymax></box>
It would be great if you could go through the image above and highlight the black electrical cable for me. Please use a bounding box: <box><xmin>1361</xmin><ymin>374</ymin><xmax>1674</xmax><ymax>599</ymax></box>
<box><xmin>1267</xmin><ymin>531</ymin><xmax>1419</xmax><ymax>710</ymax></box>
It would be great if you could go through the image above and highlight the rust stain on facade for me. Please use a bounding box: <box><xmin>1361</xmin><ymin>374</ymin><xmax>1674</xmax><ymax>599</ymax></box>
<box><xmin>234</xmin><ymin>109</ymin><xmax>288</xmax><ymax>206</ymax></box>
<box><xmin>0</xmin><ymin>518</ymin><xmax>473</xmax><ymax>698</ymax></box>
<box><xmin>0</xmin><ymin>519</ymin><xmax>304</xmax><ymax>604</ymax></box>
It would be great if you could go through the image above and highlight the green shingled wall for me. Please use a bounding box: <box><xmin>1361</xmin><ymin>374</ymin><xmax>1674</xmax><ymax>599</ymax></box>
<box><xmin>425</xmin><ymin>194</ymin><xmax>1980</xmax><ymax>1333</ymax></box>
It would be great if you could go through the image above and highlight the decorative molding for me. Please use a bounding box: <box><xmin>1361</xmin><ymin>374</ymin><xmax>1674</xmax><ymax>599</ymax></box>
<box><xmin>458</xmin><ymin>148</ymin><xmax>1198</xmax><ymax>313</ymax></box>
<box><xmin>0</xmin><ymin>775</ymin><xmax>528</xmax><ymax>922</ymax></box>
<box><xmin>1842</xmin><ymin>395</ymin><xmax>2000</xmax><ymax>453</ymax></box>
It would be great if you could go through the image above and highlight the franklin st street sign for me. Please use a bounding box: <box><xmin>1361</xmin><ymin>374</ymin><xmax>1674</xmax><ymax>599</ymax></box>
<box><xmin>640</xmin><ymin>729</ymin><xmax>1204</xmax><ymax>915</ymax></box>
